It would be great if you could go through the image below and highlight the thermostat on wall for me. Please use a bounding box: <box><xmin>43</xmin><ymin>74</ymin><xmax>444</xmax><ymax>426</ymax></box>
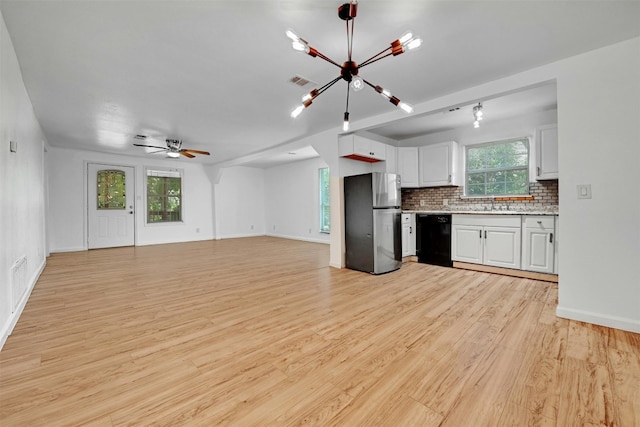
<box><xmin>9</xmin><ymin>140</ymin><xmax>17</xmax><ymax>153</ymax></box>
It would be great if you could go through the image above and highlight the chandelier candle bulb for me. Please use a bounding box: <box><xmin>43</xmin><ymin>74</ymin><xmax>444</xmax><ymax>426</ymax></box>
<box><xmin>398</xmin><ymin>102</ymin><xmax>413</xmax><ymax>114</ymax></box>
<box><xmin>291</xmin><ymin>105</ymin><xmax>304</xmax><ymax>118</ymax></box>
<box><xmin>343</xmin><ymin>112</ymin><xmax>350</xmax><ymax>131</ymax></box>
<box><xmin>398</xmin><ymin>32</ymin><xmax>413</xmax><ymax>44</ymax></box>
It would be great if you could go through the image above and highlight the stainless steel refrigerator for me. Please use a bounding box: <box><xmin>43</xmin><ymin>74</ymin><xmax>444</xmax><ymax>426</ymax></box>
<box><xmin>344</xmin><ymin>172</ymin><xmax>402</xmax><ymax>274</ymax></box>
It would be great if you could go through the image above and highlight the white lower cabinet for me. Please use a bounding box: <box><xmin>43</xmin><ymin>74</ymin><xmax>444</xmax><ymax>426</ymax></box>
<box><xmin>401</xmin><ymin>213</ymin><xmax>416</xmax><ymax>257</ymax></box>
<box><xmin>452</xmin><ymin>215</ymin><xmax>521</xmax><ymax>269</ymax></box>
<box><xmin>522</xmin><ymin>216</ymin><xmax>555</xmax><ymax>274</ymax></box>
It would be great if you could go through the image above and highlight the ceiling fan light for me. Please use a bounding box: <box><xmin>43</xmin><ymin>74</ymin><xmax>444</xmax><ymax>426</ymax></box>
<box><xmin>167</xmin><ymin>151</ymin><xmax>180</xmax><ymax>158</ymax></box>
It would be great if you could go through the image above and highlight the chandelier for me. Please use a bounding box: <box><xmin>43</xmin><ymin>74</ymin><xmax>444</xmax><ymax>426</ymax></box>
<box><xmin>287</xmin><ymin>1</ymin><xmax>422</xmax><ymax>131</ymax></box>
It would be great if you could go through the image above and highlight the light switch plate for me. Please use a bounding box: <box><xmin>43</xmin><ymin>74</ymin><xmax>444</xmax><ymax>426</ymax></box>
<box><xmin>577</xmin><ymin>184</ymin><xmax>591</xmax><ymax>199</ymax></box>
<box><xmin>9</xmin><ymin>140</ymin><xmax>17</xmax><ymax>153</ymax></box>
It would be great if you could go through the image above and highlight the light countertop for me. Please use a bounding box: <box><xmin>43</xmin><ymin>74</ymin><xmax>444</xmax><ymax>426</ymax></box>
<box><xmin>403</xmin><ymin>209</ymin><xmax>558</xmax><ymax>216</ymax></box>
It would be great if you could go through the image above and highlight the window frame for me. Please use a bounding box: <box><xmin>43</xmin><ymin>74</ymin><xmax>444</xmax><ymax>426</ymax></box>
<box><xmin>464</xmin><ymin>137</ymin><xmax>530</xmax><ymax>197</ymax></box>
<box><xmin>145</xmin><ymin>167</ymin><xmax>184</xmax><ymax>225</ymax></box>
<box><xmin>318</xmin><ymin>167</ymin><xmax>330</xmax><ymax>234</ymax></box>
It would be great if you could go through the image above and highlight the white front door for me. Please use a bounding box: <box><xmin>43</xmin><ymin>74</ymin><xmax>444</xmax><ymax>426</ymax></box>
<box><xmin>87</xmin><ymin>163</ymin><xmax>135</xmax><ymax>249</ymax></box>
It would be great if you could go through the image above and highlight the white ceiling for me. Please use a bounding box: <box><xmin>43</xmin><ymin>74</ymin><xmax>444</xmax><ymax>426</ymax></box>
<box><xmin>1</xmin><ymin>1</ymin><xmax>639</xmax><ymax>166</ymax></box>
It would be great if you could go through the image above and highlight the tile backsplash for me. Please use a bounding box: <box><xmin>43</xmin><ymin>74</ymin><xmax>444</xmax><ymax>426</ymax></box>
<box><xmin>402</xmin><ymin>180</ymin><xmax>558</xmax><ymax>212</ymax></box>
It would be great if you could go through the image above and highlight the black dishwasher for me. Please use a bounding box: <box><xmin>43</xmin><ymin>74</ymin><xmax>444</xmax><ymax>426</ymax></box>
<box><xmin>416</xmin><ymin>214</ymin><xmax>453</xmax><ymax>267</ymax></box>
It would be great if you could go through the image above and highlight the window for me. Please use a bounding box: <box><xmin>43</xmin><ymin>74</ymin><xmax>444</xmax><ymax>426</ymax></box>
<box><xmin>319</xmin><ymin>167</ymin><xmax>330</xmax><ymax>233</ymax></box>
<box><xmin>96</xmin><ymin>169</ymin><xmax>126</xmax><ymax>209</ymax></box>
<box><xmin>465</xmin><ymin>138</ymin><xmax>529</xmax><ymax>196</ymax></box>
<box><xmin>146</xmin><ymin>169</ymin><xmax>182</xmax><ymax>223</ymax></box>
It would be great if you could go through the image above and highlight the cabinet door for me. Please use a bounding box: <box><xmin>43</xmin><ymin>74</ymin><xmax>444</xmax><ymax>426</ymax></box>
<box><xmin>353</xmin><ymin>136</ymin><xmax>386</xmax><ymax>161</ymax></box>
<box><xmin>484</xmin><ymin>226</ymin><xmax>521</xmax><ymax>269</ymax></box>
<box><xmin>401</xmin><ymin>214</ymin><xmax>416</xmax><ymax>257</ymax></box>
<box><xmin>418</xmin><ymin>141</ymin><xmax>458</xmax><ymax>187</ymax></box>
<box><xmin>402</xmin><ymin>223</ymin><xmax>411</xmax><ymax>257</ymax></box>
<box><xmin>522</xmin><ymin>228</ymin><xmax>554</xmax><ymax>273</ymax></box>
<box><xmin>338</xmin><ymin>135</ymin><xmax>386</xmax><ymax>162</ymax></box>
<box><xmin>398</xmin><ymin>147</ymin><xmax>419</xmax><ymax>187</ymax></box>
<box><xmin>408</xmin><ymin>217</ymin><xmax>416</xmax><ymax>256</ymax></box>
<box><xmin>536</xmin><ymin>124</ymin><xmax>558</xmax><ymax>180</ymax></box>
<box><xmin>452</xmin><ymin>225</ymin><xmax>483</xmax><ymax>264</ymax></box>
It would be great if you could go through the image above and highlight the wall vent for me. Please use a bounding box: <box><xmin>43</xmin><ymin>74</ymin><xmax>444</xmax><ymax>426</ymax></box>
<box><xmin>11</xmin><ymin>256</ymin><xmax>27</xmax><ymax>313</ymax></box>
<box><xmin>289</xmin><ymin>75</ymin><xmax>317</xmax><ymax>87</ymax></box>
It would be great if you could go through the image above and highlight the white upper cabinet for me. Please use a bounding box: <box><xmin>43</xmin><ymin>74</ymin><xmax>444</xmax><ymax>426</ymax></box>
<box><xmin>339</xmin><ymin>134</ymin><xmax>386</xmax><ymax>162</ymax></box>
<box><xmin>536</xmin><ymin>124</ymin><xmax>558</xmax><ymax>180</ymax></box>
<box><xmin>418</xmin><ymin>141</ymin><xmax>459</xmax><ymax>187</ymax></box>
<box><xmin>398</xmin><ymin>147</ymin><xmax>419</xmax><ymax>187</ymax></box>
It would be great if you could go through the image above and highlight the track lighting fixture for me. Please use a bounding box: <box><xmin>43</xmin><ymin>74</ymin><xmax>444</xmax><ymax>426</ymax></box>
<box><xmin>287</xmin><ymin>1</ymin><xmax>421</xmax><ymax>129</ymax></box>
<box><xmin>473</xmin><ymin>103</ymin><xmax>484</xmax><ymax>128</ymax></box>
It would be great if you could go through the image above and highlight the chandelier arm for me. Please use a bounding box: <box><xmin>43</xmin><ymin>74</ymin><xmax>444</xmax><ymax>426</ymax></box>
<box><xmin>345</xmin><ymin>80</ymin><xmax>351</xmax><ymax>113</ymax></box>
<box><xmin>359</xmin><ymin>46</ymin><xmax>392</xmax><ymax>68</ymax></box>
<box><xmin>316</xmin><ymin>52</ymin><xmax>343</xmax><ymax>68</ymax></box>
<box><xmin>348</xmin><ymin>17</ymin><xmax>355</xmax><ymax>61</ymax></box>
<box><xmin>315</xmin><ymin>76</ymin><xmax>343</xmax><ymax>98</ymax></box>
<box><xmin>362</xmin><ymin>79</ymin><xmax>377</xmax><ymax>91</ymax></box>
<box><xmin>359</xmin><ymin>51</ymin><xmax>395</xmax><ymax>69</ymax></box>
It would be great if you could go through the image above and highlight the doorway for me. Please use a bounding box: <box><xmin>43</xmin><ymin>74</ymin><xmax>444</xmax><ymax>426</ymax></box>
<box><xmin>87</xmin><ymin>163</ymin><xmax>135</xmax><ymax>249</ymax></box>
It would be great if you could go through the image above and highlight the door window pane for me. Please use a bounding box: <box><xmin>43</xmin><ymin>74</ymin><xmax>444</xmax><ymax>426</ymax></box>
<box><xmin>97</xmin><ymin>170</ymin><xmax>126</xmax><ymax>209</ymax></box>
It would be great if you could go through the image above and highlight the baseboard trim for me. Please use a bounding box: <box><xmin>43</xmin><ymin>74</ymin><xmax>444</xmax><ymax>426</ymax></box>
<box><xmin>556</xmin><ymin>306</ymin><xmax>640</xmax><ymax>334</ymax></box>
<box><xmin>453</xmin><ymin>261</ymin><xmax>558</xmax><ymax>283</ymax></box>
<box><xmin>50</xmin><ymin>246</ymin><xmax>86</xmax><ymax>253</ymax></box>
<box><xmin>0</xmin><ymin>258</ymin><xmax>46</xmax><ymax>351</ymax></box>
<box><xmin>265</xmin><ymin>233</ymin><xmax>330</xmax><ymax>245</ymax></box>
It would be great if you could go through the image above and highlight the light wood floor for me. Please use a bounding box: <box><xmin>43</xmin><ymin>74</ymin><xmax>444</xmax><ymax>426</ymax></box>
<box><xmin>1</xmin><ymin>237</ymin><xmax>638</xmax><ymax>426</ymax></box>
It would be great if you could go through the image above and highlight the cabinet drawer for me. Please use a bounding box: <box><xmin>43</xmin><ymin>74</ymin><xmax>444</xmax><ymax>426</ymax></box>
<box><xmin>452</xmin><ymin>214</ymin><xmax>521</xmax><ymax>228</ymax></box>
<box><xmin>523</xmin><ymin>216</ymin><xmax>554</xmax><ymax>229</ymax></box>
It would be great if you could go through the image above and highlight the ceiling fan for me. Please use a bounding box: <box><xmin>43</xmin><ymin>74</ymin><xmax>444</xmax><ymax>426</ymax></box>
<box><xmin>133</xmin><ymin>138</ymin><xmax>210</xmax><ymax>159</ymax></box>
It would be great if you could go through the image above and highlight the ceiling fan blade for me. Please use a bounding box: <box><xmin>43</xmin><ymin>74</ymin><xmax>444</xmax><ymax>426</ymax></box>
<box><xmin>181</xmin><ymin>149</ymin><xmax>210</xmax><ymax>155</ymax></box>
<box><xmin>148</xmin><ymin>149</ymin><xmax>168</xmax><ymax>154</ymax></box>
<box><xmin>133</xmin><ymin>143</ymin><xmax>168</xmax><ymax>150</ymax></box>
<box><xmin>180</xmin><ymin>151</ymin><xmax>196</xmax><ymax>158</ymax></box>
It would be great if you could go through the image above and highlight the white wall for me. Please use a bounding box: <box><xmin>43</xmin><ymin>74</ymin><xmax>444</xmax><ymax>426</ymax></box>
<box><xmin>213</xmin><ymin>166</ymin><xmax>265</xmax><ymax>239</ymax></box>
<box><xmin>48</xmin><ymin>146</ymin><xmax>215</xmax><ymax>252</ymax></box>
<box><xmin>0</xmin><ymin>11</ymin><xmax>48</xmax><ymax>347</ymax></box>
<box><xmin>264</xmin><ymin>157</ymin><xmax>330</xmax><ymax>244</ymax></box>
<box><xmin>554</xmin><ymin>38</ymin><xmax>640</xmax><ymax>332</ymax></box>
